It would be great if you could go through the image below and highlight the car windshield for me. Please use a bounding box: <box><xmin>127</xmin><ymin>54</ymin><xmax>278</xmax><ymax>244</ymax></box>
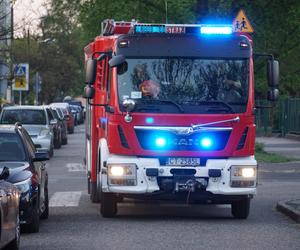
<box><xmin>1</xmin><ymin>109</ymin><xmax>47</xmax><ymax>125</ymax></box>
<box><xmin>117</xmin><ymin>58</ymin><xmax>249</xmax><ymax>114</ymax></box>
<box><xmin>0</xmin><ymin>133</ymin><xmax>26</xmax><ymax>162</ymax></box>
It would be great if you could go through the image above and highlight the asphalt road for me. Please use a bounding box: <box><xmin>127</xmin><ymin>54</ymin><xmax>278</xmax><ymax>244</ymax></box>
<box><xmin>20</xmin><ymin>124</ymin><xmax>300</xmax><ymax>250</ymax></box>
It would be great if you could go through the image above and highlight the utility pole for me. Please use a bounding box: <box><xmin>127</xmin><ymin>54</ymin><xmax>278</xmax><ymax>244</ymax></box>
<box><xmin>9</xmin><ymin>3</ymin><xmax>14</xmax><ymax>103</ymax></box>
<box><xmin>34</xmin><ymin>72</ymin><xmax>41</xmax><ymax>105</ymax></box>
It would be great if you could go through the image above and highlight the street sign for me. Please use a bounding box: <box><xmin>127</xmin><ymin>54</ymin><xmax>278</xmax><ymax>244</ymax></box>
<box><xmin>232</xmin><ymin>9</ymin><xmax>254</xmax><ymax>33</ymax></box>
<box><xmin>13</xmin><ymin>63</ymin><xmax>29</xmax><ymax>91</ymax></box>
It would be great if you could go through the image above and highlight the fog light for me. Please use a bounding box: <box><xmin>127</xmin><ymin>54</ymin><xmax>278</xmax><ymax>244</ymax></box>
<box><xmin>110</xmin><ymin>166</ymin><xmax>124</xmax><ymax>176</ymax></box>
<box><xmin>241</xmin><ymin>168</ymin><xmax>255</xmax><ymax>178</ymax></box>
<box><xmin>201</xmin><ymin>137</ymin><xmax>213</xmax><ymax>148</ymax></box>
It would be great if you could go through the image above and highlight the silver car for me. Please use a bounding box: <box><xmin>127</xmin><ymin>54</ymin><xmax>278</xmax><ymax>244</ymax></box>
<box><xmin>0</xmin><ymin>106</ymin><xmax>55</xmax><ymax>157</ymax></box>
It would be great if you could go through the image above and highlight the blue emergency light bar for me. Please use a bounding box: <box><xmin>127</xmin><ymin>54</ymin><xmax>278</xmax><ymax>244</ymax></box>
<box><xmin>200</xmin><ymin>26</ymin><xmax>232</xmax><ymax>35</ymax></box>
<box><xmin>133</xmin><ymin>24</ymin><xmax>233</xmax><ymax>35</ymax></box>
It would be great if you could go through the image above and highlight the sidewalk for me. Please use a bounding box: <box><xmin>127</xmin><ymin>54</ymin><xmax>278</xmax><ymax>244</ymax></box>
<box><xmin>255</xmin><ymin>136</ymin><xmax>300</xmax><ymax>160</ymax></box>
<box><xmin>256</xmin><ymin>136</ymin><xmax>300</xmax><ymax>223</ymax></box>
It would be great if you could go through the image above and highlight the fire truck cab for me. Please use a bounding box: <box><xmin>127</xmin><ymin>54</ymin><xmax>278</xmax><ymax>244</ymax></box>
<box><xmin>84</xmin><ymin>20</ymin><xmax>279</xmax><ymax>218</ymax></box>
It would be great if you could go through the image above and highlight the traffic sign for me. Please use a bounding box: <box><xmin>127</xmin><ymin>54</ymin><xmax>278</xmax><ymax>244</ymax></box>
<box><xmin>232</xmin><ymin>9</ymin><xmax>254</xmax><ymax>33</ymax></box>
<box><xmin>13</xmin><ymin>63</ymin><xmax>29</xmax><ymax>91</ymax></box>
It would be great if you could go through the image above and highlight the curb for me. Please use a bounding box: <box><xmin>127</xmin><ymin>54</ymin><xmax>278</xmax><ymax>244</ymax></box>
<box><xmin>276</xmin><ymin>200</ymin><xmax>300</xmax><ymax>223</ymax></box>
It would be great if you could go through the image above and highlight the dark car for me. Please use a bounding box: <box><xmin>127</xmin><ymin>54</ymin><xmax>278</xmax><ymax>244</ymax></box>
<box><xmin>51</xmin><ymin>107</ymin><xmax>68</xmax><ymax>145</ymax></box>
<box><xmin>0</xmin><ymin>123</ymin><xmax>49</xmax><ymax>233</ymax></box>
<box><xmin>64</xmin><ymin>99</ymin><xmax>85</xmax><ymax>124</ymax></box>
<box><xmin>45</xmin><ymin>106</ymin><xmax>62</xmax><ymax>149</ymax></box>
<box><xmin>50</xmin><ymin>103</ymin><xmax>75</xmax><ymax>134</ymax></box>
<box><xmin>0</xmin><ymin>168</ymin><xmax>20</xmax><ymax>249</ymax></box>
<box><xmin>69</xmin><ymin>105</ymin><xmax>79</xmax><ymax>126</ymax></box>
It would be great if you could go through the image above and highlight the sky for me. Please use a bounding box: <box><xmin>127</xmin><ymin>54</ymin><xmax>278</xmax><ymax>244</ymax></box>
<box><xmin>14</xmin><ymin>0</ymin><xmax>48</xmax><ymax>36</ymax></box>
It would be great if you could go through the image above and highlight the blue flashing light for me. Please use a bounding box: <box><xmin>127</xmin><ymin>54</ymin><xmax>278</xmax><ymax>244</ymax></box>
<box><xmin>155</xmin><ymin>137</ymin><xmax>167</xmax><ymax>147</ymax></box>
<box><xmin>135</xmin><ymin>25</ymin><xmax>166</xmax><ymax>33</ymax></box>
<box><xmin>145</xmin><ymin>117</ymin><xmax>154</xmax><ymax>124</ymax></box>
<box><xmin>200</xmin><ymin>137</ymin><xmax>213</xmax><ymax>148</ymax></box>
<box><xmin>200</xmin><ymin>26</ymin><xmax>232</xmax><ymax>35</ymax></box>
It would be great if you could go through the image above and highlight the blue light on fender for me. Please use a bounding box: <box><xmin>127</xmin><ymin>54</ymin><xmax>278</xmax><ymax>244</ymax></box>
<box><xmin>145</xmin><ymin>117</ymin><xmax>154</xmax><ymax>124</ymax></box>
<box><xmin>200</xmin><ymin>26</ymin><xmax>232</xmax><ymax>35</ymax></box>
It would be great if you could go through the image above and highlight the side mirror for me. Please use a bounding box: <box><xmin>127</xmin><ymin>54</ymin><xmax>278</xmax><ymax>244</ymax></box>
<box><xmin>85</xmin><ymin>59</ymin><xmax>97</xmax><ymax>85</ymax></box>
<box><xmin>122</xmin><ymin>99</ymin><xmax>136</xmax><ymax>112</ymax></box>
<box><xmin>267</xmin><ymin>60</ymin><xmax>279</xmax><ymax>87</ymax></box>
<box><xmin>50</xmin><ymin>119</ymin><xmax>57</xmax><ymax>125</ymax></box>
<box><xmin>0</xmin><ymin>166</ymin><xmax>10</xmax><ymax>180</ymax></box>
<box><xmin>109</xmin><ymin>55</ymin><xmax>126</xmax><ymax>68</ymax></box>
<box><xmin>83</xmin><ymin>85</ymin><xmax>95</xmax><ymax>99</ymax></box>
<box><xmin>267</xmin><ymin>88</ymin><xmax>279</xmax><ymax>102</ymax></box>
<box><xmin>34</xmin><ymin>151</ymin><xmax>50</xmax><ymax>161</ymax></box>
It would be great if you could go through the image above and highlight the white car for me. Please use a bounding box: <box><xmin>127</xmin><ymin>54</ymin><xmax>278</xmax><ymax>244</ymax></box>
<box><xmin>0</xmin><ymin>106</ymin><xmax>55</xmax><ymax>157</ymax></box>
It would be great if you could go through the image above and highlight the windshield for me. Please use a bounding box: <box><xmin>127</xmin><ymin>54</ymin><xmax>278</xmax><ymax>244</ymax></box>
<box><xmin>0</xmin><ymin>133</ymin><xmax>26</xmax><ymax>162</ymax></box>
<box><xmin>1</xmin><ymin>109</ymin><xmax>47</xmax><ymax>125</ymax></box>
<box><xmin>117</xmin><ymin>58</ymin><xmax>249</xmax><ymax>114</ymax></box>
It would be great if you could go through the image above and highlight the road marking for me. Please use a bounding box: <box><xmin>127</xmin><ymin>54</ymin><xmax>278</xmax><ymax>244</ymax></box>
<box><xmin>66</xmin><ymin>163</ymin><xmax>86</xmax><ymax>172</ymax></box>
<box><xmin>49</xmin><ymin>191</ymin><xmax>82</xmax><ymax>207</ymax></box>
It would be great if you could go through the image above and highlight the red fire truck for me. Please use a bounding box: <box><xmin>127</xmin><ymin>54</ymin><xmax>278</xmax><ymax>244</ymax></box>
<box><xmin>83</xmin><ymin>19</ymin><xmax>279</xmax><ymax>218</ymax></box>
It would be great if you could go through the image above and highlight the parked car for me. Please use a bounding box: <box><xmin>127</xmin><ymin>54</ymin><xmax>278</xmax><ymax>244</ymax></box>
<box><xmin>0</xmin><ymin>124</ymin><xmax>49</xmax><ymax>233</ymax></box>
<box><xmin>0</xmin><ymin>167</ymin><xmax>20</xmax><ymax>249</ymax></box>
<box><xmin>0</xmin><ymin>105</ymin><xmax>55</xmax><ymax>157</ymax></box>
<box><xmin>65</xmin><ymin>100</ymin><xmax>85</xmax><ymax>124</ymax></box>
<box><xmin>45</xmin><ymin>106</ymin><xmax>62</xmax><ymax>149</ymax></box>
<box><xmin>69</xmin><ymin>105</ymin><xmax>79</xmax><ymax>126</ymax></box>
<box><xmin>51</xmin><ymin>107</ymin><xmax>68</xmax><ymax>145</ymax></box>
<box><xmin>50</xmin><ymin>103</ymin><xmax>75</xmax><ymax>134</ymax></box>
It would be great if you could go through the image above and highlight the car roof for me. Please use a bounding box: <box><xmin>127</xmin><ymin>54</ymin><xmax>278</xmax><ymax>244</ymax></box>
<box><xmin>2</xmin><ymin>105</ymin><xmax>47</xmax><ymax>111</ymax></box>
<box><xmin>0</xmin><ymin>124</ymin><xmax>18</xmax><ymax>133</ymax></box>
<box><xmin>50</xmin><ymin>102</ymin><xmax>70</xmax><ymax>108</ymax></box>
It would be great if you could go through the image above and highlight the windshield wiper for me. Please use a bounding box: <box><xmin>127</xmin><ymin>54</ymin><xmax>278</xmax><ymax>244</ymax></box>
<box><xmin>184</xmin><ymin>101</ymin><xmax>234</xmax><ymax>113</ymax></box>
<box><xmin>139</xmin><ymin>99</ymin><xmax>184</xmax><ymax>113</ymax></box>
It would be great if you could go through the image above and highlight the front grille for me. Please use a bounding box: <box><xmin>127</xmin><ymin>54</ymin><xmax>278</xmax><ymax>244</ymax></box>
<box><xmin>135</xmin><ymin>129</ymin><xmax>231</xmax><ymax>151</ymax></box>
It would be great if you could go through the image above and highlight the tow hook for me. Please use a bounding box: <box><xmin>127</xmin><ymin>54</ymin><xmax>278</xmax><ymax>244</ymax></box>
<box><xmin>175</xmin><ymin>178</ymin><xmax>208</xmax><ymax>192</ymax></box>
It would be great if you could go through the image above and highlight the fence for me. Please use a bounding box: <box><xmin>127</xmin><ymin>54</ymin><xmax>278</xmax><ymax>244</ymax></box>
<box><xmin>255</xmin><ymin>98</ymin><xmax>300</xmax><ymax>136</ymax></box>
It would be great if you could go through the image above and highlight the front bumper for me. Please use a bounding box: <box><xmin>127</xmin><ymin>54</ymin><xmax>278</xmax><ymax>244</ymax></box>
<box><xmin>102</xmin><ymin>156</ymin><xmax>257</xmax><ymax>199</ymax></box>
<box><xmin>19</xmin><ymin>191</ymin><xmax>38</xmax><ymax>224</ymax></box>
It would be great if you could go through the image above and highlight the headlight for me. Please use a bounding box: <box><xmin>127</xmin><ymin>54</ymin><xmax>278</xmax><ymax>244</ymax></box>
<box><xmin>230</xmin><ymin>165</ymin><xmax>257</xmax><ymax>188</ymax></box>
<box><xmin>107</xmin><ymin>164</ymin><xmax>137</xmax><ymax>186</ymax></box>
<box><xmin>40</xmin><ymin>128</ymin><xmax>50</xmax><ymax>136</ymax></box>
<box><xmin>14</xmin><ymin>178</ymin><xmax>31</xmax><ymax>193</ymax></box>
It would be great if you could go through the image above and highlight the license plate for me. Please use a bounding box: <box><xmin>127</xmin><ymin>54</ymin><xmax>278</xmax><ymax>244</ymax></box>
<box><xmin>166</xmin><ymin>157</ymin><xmax>200</xmax><ymax>166</ymax></box>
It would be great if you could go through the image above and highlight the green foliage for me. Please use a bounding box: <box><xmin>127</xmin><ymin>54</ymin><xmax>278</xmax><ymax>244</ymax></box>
<box><xmin>12</xmin><ymin>0</ymin><xmax>300</xmax><ymax>103</ymax></box>
<box><xmin>255</xmin><ymin>142</ymin><xmax>292</xmax><ymax>163</ymax></box>
<box><xmin>79</xmin><ymin>0</ymin><xmax>196</xmax><ymax>42</ymax></box>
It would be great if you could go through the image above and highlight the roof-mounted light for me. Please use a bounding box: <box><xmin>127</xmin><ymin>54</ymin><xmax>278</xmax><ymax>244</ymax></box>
<box><xmin>200</xmin><ymin>26</ymin><xmax>232</xmax><ymax>35</ymax></box>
